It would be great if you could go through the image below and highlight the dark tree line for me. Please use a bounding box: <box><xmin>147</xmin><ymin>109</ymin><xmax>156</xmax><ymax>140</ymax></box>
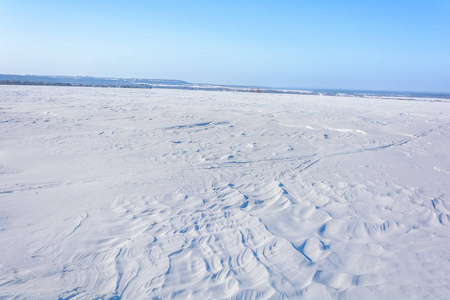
<box><xmin>0</xmin><ymin>80</ymin><xmax>152</xmax><ymax>89</ymax></box>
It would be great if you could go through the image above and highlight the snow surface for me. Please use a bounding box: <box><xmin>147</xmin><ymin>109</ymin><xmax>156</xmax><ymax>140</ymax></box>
<box><xmin>0</xmin><ymin>86</ymin><xmax>449</xmax><ymax>299</ymax></box>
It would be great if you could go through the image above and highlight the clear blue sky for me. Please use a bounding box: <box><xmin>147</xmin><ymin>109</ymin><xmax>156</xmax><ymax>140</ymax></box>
<box><xmin>1</xmin><ymin>0</ymin><xmax>449</xmax><ymax>92</ymax></box>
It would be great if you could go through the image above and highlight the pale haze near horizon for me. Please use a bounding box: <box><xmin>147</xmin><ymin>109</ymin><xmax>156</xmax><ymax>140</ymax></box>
<box><xmin>0</xmin><ymin>0</ymin><xmax>449</xmax><ymax>93</ymax></box>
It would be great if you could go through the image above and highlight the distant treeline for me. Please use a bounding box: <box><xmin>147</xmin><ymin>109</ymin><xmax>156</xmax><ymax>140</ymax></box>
<box><xmin>0</xmin><ymin>74</ymin><xmax>187</xmax><ymax>86</ymax></box>
<box><xmin>0</xmin><ymin>80</ymin><xmax>152</xmax><ymax>89</ymax></box>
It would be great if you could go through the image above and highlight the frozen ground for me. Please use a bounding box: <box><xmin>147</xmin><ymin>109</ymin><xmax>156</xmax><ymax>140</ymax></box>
<box><xmin>0</xmin><ymin>86</ymin><xmax>449</xmax><ymax>299</ymax></box>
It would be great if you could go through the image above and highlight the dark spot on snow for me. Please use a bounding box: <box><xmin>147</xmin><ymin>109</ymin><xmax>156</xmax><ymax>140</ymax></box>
<box><xmin>165</xmin><ymin>121</ymin><xmax>229</xmax><ymax>130</ymax></box>
<box><xmin>0</xmin><ymin>191</ymin><xmax>14</xmax><ymax>194</ymax></box>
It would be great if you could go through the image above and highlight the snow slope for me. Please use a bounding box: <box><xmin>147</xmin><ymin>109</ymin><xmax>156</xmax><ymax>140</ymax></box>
<box><xmin>0</xmin><ymin>86</ymin><xmax>449</xmax><ymax>299</ymax></box>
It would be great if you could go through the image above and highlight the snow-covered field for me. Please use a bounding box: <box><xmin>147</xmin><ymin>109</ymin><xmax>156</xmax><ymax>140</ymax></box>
<box><xmin>0</xmin><ymin>86</ymin><xmax>449</xmax><ymax>299</ymax></box>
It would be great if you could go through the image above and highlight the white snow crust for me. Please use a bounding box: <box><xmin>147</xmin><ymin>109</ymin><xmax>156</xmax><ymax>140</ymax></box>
<box><xmin>0</xmin><ymin>86</ymin><xmax>449</xmax><ymax>299</ymax></box>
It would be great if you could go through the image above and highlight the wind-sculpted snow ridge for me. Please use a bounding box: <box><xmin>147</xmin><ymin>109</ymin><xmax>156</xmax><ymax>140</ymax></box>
<box><xmin>0</xmin><ymin>86</ymin><xmax>449</xmax><ymax>299</ymax></box>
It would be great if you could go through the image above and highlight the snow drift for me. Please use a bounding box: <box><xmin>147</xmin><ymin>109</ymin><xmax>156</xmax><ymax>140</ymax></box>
<box><xmin>0</xmin><ymin>86</ymin><xmax>449</xmax><ymax>299</ymax></box>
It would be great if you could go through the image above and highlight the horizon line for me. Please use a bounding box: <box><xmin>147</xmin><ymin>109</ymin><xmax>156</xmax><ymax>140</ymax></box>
<box><xmin>2</xmin><ymin>73</ymin><xmax>450</xmax><ymax>96</ymax></box>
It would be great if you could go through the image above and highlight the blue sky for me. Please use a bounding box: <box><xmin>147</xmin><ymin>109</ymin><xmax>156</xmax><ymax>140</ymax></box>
<box><xmin>1</xmin><ymin>0</ymin><xmax>449</xmax><ymax>92</ymax></box>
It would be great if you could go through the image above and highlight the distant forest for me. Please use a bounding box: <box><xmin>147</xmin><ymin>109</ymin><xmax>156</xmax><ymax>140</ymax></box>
<box><xmin>0</xmin><ymin>74</ymin><xmax>190</xmax><ymax>89</ymax></box>
<box><xmin>0</xmin><ymin>80</ymin><xmax>151</xmax><ymax>89</ymax></box>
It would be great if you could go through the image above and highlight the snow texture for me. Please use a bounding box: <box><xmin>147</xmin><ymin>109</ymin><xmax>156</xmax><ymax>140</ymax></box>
<box><xmin>0</xmin><ymin>86</ymin><xmax>449</xmax><ymax>299</ymax></box>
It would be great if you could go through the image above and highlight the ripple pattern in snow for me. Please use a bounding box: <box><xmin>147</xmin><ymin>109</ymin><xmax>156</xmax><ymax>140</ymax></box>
<box><xmin>0</xmin><ymin>86</ymin><xmax>449</xmax><ymax>299</ymax></box>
